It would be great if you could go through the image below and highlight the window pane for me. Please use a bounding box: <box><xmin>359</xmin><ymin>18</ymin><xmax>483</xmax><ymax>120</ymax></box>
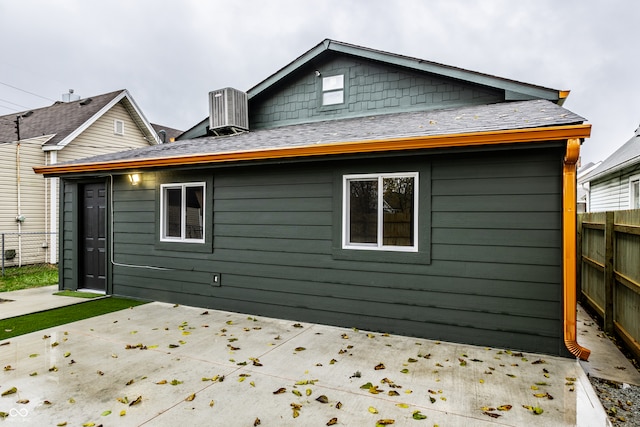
<box><xmin>165</xmin><ymin>188</ymin><xmax>182</xmax><ymax>238</ymax></box>
<box><xmin>322</xmin><ymin>75</ymin><xmax>343</xmax><ymax>91</ymax></box>
<box><xmin>633</xmin><ymin>181</ymin><xmax>640</xmax><ymax>209</ymax></box>
<box><xmin>185</xmin><ymin>186</ymin><xmax>204</xmax><ymax>239</ymax></box>
<box><xmin>349</xmin><ymin>180</ymin><xmax>378</xmax><ymax>243</ymax></box>
<box><xmin>383</xmin><ymin>177</ymin><xmax>414</xmax><ymax>246</ymax></box>
<box><xmin>323</xmin><ymin>90</ymin><xmax>344</xmax><ymax>105</ymax></box>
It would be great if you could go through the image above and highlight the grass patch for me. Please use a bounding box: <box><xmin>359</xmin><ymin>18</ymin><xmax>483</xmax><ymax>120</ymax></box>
<box><xmin>53</xmin><ymin>290</ymin><xmax>103</xmax><ymax>299</ymax></box>
<box><xmin>0</xmin><ymin>264</ymin><xmax>58</xmax><ymax>292</ymax></box>
<box><xmin>0</xmin><ymin>297</ymin><xmax>148</xmax><ymax>340</ymax></box>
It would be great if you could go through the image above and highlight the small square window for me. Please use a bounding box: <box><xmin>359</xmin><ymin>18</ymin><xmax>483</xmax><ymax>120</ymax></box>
<box><xmin>343</xmin><ymin>173</ymin><xmax>418</xmax><ymax>251</ymax></box>
<box><xmin>322</xmin><ymin>74</ymin><xmax>344</xmax><ymax>106</ymax></box>
<box><xmin>114</xmin><ymin>119</ymin><xmax>125</xmax><ymax>135</ymax></box>
<box><xmin>160</xmin><ymin>182</ymin><xmax>205</xmax><ymax>243</ymax></box>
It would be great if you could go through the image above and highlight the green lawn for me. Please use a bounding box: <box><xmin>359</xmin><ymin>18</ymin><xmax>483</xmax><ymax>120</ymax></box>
<box><xmin>0</xmin><ymin>297</ymin><xmax>148</xmax><ymax>340</ymax></box>
<box><xmin>0</xmin><ymin>264</ymin><xmax>58</xmax><ymax>292</ymax></box>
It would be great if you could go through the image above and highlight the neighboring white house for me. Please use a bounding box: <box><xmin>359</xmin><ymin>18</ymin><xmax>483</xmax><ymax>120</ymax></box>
<box><xmin>579</xmin><ymin>126</ymin><xmax>640</xmax><ymax>212</ymax></box>
<box><xmin>0</xmin><ymin>89</ymin><xmax>163</xmax><ymax>265</ymax></box>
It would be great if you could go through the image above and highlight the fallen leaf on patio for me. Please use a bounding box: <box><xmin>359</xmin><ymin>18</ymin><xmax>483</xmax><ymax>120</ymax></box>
<box><xmin>458</xmin><ymin>358</ymin><xmax>466</xmax><ymax>366</ymax></box>
<box><xmin>412</xmin><ymin>410</ymin><xmax>427</xmax><ymax>420</ymax></box>
<box><xmin>82</xmin><ymin>423</ymin><xmax>95</xmax><ymax>427</ymax></box>
<box><xmin>367</xmin><ymin>333</ymin><xmax>375</xmax><ymax>338</ymax></box>
<box><xmin>506</xmin><ymin>374</ymin><xmax>516</xmax><ymax>378</ymax></box>
<box><xmin>293</xmin><ymin>323</ymin><xmax>303</xmax><ymax>328</ymax></box>
<box><xmin>156</xmin><ymin>379</ymin><xmax>167</xmax><ymax>385</ymax></box>
<box><xmin>101</xmin><ymin>410</ymin><xmax>111</xmax><ymax>416</ymax></box>
<box><xmin>483</xmin><ymin>411</ymin><xmax>501</xmax><ymax>418</ymax></box>
<box><xmin>429</xmin><ymin>396</ymin><xmax>436</xmax><ymax>404</ymax></box>
<box><xmin>497</xmin><ymin>405</ymin><xmax>512</xmax><ymax>411</ymax></box>
<box><xmin>169</xmin><ymin>344</ymin><xmax>180</xmax><ymax>348</ymax></box>
<box><xmin>306</xmin><ymin>388</ymin><xmax>313</xmax><ymax>396</ymax></box>
<box><xmin>126</xmin><ymin>379</ymin><xmax>134</xmax><ymax>386</ymax></box>
<box><xmin>376</xmin><ymin>419</ymin><xmax>395</xmax><ymax>425</ymax></box>
<box><xmin>129</xmin><ymin>396</ymin><xmax>142</xmax><ymax>406</ymax></box>
<box><xmin>209</xmin><ymin>400</ymin><xmax>215</xmax><ymax>407</ymax></box>
<box><xmin>400</xmin><ymin>369</ymin><xmax>409</xmax><ymax>374</ymax></box>
<box><xmin>250</xmin><ymin>381</ymin><xmax>255</xmax><ymax>387</ymax></box>
<box><xmin>3</xmin><ymin>365</ymin><xmax>13</xmax><ymax>371</ymax></box>
<box><xmin>273</xmin><ymin>387</ymin><xmax>287</xmax><ymax>394</ymax></box>
<box><xmin>316</xmin><ymin>395</ymin><xmax>329</xmax><ymax>404</ymax></box>
<box><xmin>369</xmin><ymin>386</ymin><xmax>382</xmax><ymax>394</ymax></box>
<box><xmin>396</xmin><ymin>403</ymin><xmax>409</xmax><ymax>408</ymax></box>
<box><xmin>69</xmin><ymin>398</ymin><xmax>76</xmax><ymax>403</ymax></box>
<box><xmin>295</xmin><ymin>379</ymin><xmax>318</xmax><ymax>385</ymax></box>
<box><xmin>120</xmin><ymin>410</ymin><xmax>126</xmax><ymax>416</ymax></box>
<box><xmin>2</xmin><ymin>387</ymin><xmax>17</xmax><ymax>396</ymax></box>
<box><xmin>327</xmin><ymin>418</ymin><xmax>338</xmax><ymax>426</ymax></box>
<box><xmin>185</xmin><ymin>393</ymin><xmax>196</xmax><ymax>402</ymax></box>
<box><xmin>565</xmin><ymin>377</ymin><xmax>576</xmax><ymax>381</ymax></box>
<box><xmin>292</xmin><ymin>389</ymin><xmax>302</xmax><ymax>396</ymax></box>
<box><xmin>117</xmin><ymin>396</ymin><xmax>129</xmax><ymax>404</ymax></box>
<box><xmin>64</xmin><ymin>352</ymin><xmax>71</xmax><ymax>358</ymax></box>
<box><xmin>254</xmin><ymin>418</ymin><xmax>261</xmax><ymax>426</ymax></box>
<box><xmin>360</xmin><ymin>382</ymin><xmax>373</xmax><ymax>389</ymax></box>
<box><xmin>49</xmin><ymin>366</ymin><xmax>58</xmax><ymax>372</ymax></box>
<box><xmin>0</xmin><ymin>413</ymin><xmax>9</xmax><ymax>419</ymax></box>
<box><xmin>368</xmin><ymin>406</ymin><xmax>379</xmax><ymax>414</ymax></box>
<box><xmin>532</xmin><ymin>359</ymin><xmax>546</xmax><ymax>364</ymax></box>
<box><xmin>30</xmin><ymin>372</ymin><xmax>37</xmax><ymax>376</ymax></box>
<box><xmin>294</xmin><ymin>347</ymin><xmax>306</xmax><ymax>352</ymax></box>
<box><xmin>408</xmin><ymin>358</ymin><xmax>417</xmax><ymax>363</ymax></box>
<box><xmin>29</xmin><ymin>353</ymin><xmax>38</xmax><ymax>358</ymax></box>
<box><xmin>16</xmin><ymin>399</ymin><xmax>29</xmax><ymax>404</ymax></box>
<box><xmin>479</xmin><ymin>379</ymin><xmax>484</xmax><ymax>383</ymax></box>
<box><xmin>56</xmin><ymin>423</ymin><xmax>67</xmax><ymax>426</ymax></box>
<box><xmin>201</xmin><ymin>311</ymin><xmax>209</xmax><ymax>315</ymax></box>
<box><xmin>388</xmin><ymin>390</ymin><xmax>400</xmax><ymax>396</ymax></box>
<box><xmin>170</xmin><ymin>379</ymin><xmax>183</xmax><ymax>386</ymax></box>
<box><xmin>480</xmin><ymin>406</ymin><xmax>495</xmax><ymax>411</ymax></box>
<box><xmin>341</xmin><ymin>333</ymin><xmax>348</xmax><ymax>339</ymax></box>
<box><xmin>375</xmin><ymin>363</ymin><xmax>385</xmax><ymax>370</ymax></box>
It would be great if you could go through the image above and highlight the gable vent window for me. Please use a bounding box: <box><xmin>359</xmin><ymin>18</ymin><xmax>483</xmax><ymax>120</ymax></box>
<box><xmin>114</xmin><ymin>119</ymin><xmax>125</xmax><ymax>135</ymax></box>
<box><xmin>322</xmin><ymin>74</ymin><xmax>344</xmax><ymax>106</ymax></box>
<box><xmin>631</xmin><ymin>175</ymin><xmax>640</xmax><ymax>209</ymax></box>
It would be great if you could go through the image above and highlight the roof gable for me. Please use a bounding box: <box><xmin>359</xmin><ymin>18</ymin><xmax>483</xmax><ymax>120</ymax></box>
<box><xmin>579</xmin><ymin>129</ymin><xmax>640</xmax><ymax>182</ymax></box>
<box><xmin>0</xmin><ymin>89</ymin><xmax>160</xmax><ymax>150</ymax></box>
<box><xmin>248</xmin><ymin>39</ymin><xmax>567</xmax><ymax>105</ymax></box>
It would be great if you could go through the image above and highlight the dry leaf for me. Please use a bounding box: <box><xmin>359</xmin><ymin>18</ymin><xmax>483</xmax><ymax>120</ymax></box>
<box><xmin>376</xmin><ymin>420</ymin><xmax>395</xmax><ymax>425</ymax></box>
<box><xmin>483</xmin><ymin>411</ymin><xmax>501</xmax><ymax>418</ymax></box>
<box><xmin>254</xmin><ymin>418</ymin><xmax>261</xmax><ymax>426</ymax></box>
<box><xmin>374</xmin><ymin>363</ymin><xmax>386</xmax><ymax>370</ymax></box>
<box><xmin>497</xmin><ymin>405</ymin><xmax>512</xmax><ymax>411</ymax></box>
<box><xmin>368</xmin><ymin>406</ymin><xmax>379</xmax><ymax>414</ymax></box>
<box><xmin>185</xmin><ymin>393</ymin><xmax>196</xmax><ymax>402</ymax></box>
<box><xmin>1</xmin><ymin>387</ymin><xmax>17</xmax><ymax>396</ymax></box>
<box><xmin>327</xmin><ymin>418</ymin><xmax>338</xmax><ymax>426</ymax></box>
<box><xmin>316</xmin><ymin>395</ymin><xmax>329</xmax><ymax>404</ymax></box>
<box><xmin>129</xmin><ymin>396</ymin><xmax>142</xmax><ymax>406</ymax></box>
<box><xmin>273</xmin><ymin>387</ymin><xmax>286</xmax><ymax>395</ymax></box>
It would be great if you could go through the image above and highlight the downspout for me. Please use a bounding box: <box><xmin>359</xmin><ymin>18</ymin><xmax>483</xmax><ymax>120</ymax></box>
<box><xmin>16</xmin><ymin>141</ymin><xmax>22</xmax><ymax>267</ymax></box>
<box><xmin>563</xmin><ymin>138</ymin><xmax>591</xmax><ymax>360</ymax></box>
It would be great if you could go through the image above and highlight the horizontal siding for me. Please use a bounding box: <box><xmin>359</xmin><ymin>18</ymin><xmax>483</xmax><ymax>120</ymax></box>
<box><xmin>92</xmin><ymin>146</ymin><xmax>568</xmax><ymax>356</ymax></box>
<box><xmin>589</xmin><ymin>171</ymin><xmax>640</xmax><ymax>212</ymax></box>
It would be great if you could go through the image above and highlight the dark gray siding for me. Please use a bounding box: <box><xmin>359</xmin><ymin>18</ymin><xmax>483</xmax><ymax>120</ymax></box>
<box><xmin>250</xmin><ymin>56</ymin><xmax>503</xmax><ymax>129</ymax></box>
<box><xmin>62</xmin><ymin>145</ymin><xmax>566</xmax><ymax>356</ymax></box>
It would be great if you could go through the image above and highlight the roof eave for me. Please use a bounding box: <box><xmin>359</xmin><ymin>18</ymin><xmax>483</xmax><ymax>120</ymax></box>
<box><xmin>34</xmin><ymin>123</ymin><xmax>591</xmax><ymax>177</ymax></box>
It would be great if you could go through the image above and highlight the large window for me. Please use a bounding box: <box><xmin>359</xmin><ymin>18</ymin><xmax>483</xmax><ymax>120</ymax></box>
<box><xmin>343</xmin><ymin>173</ymin><xmax>418</xmax><ymax>251</ymax></box>
<box><xmin>160</xmin><ymin>182</ymin><xmax>205</xmax><ymax>243</ymax></box>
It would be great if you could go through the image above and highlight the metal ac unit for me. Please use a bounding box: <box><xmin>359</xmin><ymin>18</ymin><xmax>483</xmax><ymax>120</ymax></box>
<box><xmin>208</xmin><ymin>88</ymin><xmax>249</xmax><ymax>132</ymax></box>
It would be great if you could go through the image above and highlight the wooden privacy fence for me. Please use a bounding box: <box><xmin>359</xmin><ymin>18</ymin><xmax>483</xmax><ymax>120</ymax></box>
<box><xmin>578</xmin><ymin>210</ymin><xmax>640</xmax><ymax>360</ymax></box>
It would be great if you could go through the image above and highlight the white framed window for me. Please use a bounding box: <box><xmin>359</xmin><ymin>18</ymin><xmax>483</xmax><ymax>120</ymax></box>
<box><xmin>322</xmin><ymin>74</ymin><xmax>344</xmax><ymax>106</ymax></box>
<box><xmin>630</xmin><ymin>174</ymin><xmax>640</xmax><ymax>209</ymax></box>
<box><xmin>343</xmin><ymin>172</ymin><xmax>418</xmax><ymax>252</ymax></box>
<box><xmin>160</xmin><ymin>182</ymin><xmax>205</xmax><ymax>243</ymax></box>
<box><xmin>114</xmin><ymin>119</ymin><xmax>125</xmax><ymax>135</ymax></box>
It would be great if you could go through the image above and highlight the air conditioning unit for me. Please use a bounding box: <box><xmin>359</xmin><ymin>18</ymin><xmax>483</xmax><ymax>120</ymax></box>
<box><xmin>208</xmin><ymin>88</ymin><xmax>249</xmax><ymax>133</ymax></box>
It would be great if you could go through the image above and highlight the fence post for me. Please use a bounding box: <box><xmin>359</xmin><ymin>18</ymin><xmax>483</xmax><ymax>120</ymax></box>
<box><xmin>576</xmin><ymin>214</ymin><xmax>583</xmax><ymax>301</ymax></box>
<box><xmin>604</xmin><ymin>211</ymin><xmax>615</xmax><ymax>333</ymax></box>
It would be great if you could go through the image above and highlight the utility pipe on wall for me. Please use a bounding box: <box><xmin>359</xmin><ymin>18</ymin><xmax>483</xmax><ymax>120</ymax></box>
<box><xmin>16</xmin><ymin>141</ymin><xmax>22</xmax><ymax>266</ymax></box>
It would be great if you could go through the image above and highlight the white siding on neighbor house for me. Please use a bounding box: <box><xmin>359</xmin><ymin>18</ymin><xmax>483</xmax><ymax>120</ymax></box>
<box><xmin>57</xmin><ymin>102</ymin><xmax>153</xmax><ymax>163</ymax></box>
<box><xmin>589</xmin><ymin>168</ymin><xmax>640</xmax><ymax>212</ymax></box>
<box><xmin>0</xmin><ymin>136</ymin><xmax>51</xmax><ymax>266</ymax></box>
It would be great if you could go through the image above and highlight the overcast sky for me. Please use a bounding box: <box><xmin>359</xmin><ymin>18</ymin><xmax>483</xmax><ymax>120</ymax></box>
<box><xmin>0</xmin><ymin>0</ymin><xmax>637</xmax><ymax>165</ymax></box>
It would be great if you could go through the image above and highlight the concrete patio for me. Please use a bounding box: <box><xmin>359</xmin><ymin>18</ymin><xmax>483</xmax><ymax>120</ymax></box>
<box><xmin>0</xmin><ymin>296</ymin><xmax>611</xmax><ymax>426</ymax></box>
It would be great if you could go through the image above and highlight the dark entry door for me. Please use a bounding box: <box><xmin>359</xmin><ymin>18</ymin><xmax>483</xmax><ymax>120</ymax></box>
<box><xmin>80</xmin><ymin>182</ymin><xmax>106</xmax><ymax>291</ymax></box>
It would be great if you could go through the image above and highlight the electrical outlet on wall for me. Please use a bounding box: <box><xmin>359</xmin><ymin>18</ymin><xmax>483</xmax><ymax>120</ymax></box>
<box><xmin>212</xmin><ymin>273</ymin><xmax>221</xmax><ymax>286</ymax></box>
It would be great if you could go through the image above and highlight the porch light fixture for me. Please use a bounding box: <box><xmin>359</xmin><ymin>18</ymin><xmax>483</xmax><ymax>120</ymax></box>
<box><xmin>128</xmin><ymin>173</ymin><xmax>141</xmax><ymax>185</ymax></box>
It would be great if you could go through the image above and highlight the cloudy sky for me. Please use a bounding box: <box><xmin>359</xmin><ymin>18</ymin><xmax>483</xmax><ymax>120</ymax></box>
<box><xmin>0</xmin><ymin>0</ymin><xmax>636</xmax><ymax>165</ymax></box>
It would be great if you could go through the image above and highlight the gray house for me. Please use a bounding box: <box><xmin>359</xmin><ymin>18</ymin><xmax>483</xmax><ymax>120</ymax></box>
<box><xmin>36</xmin><ymin>40</ymin><xmax>592</xmax><ymax>358</ymax></box>
<box><xmin>579</xmin><ymin>126</ymin><xmax>640</xmax><ymax>212</ymax></box>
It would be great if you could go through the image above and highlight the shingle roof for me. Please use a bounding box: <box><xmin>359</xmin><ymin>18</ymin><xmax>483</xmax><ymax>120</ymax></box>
<box><xmin>55</xmin><ymin>99</ymin><xmax>584</xmax><ymax>167</ymax></box>
<box><xmin>579</xmin><ymin>130</ymin><xmax>640</xmax><ymax>182</ymax></box>
<box><xmin>151</xmin><ymin>123</ymin><xmax>183</xmax><ymax>143</ymax></box>
<box><xmin>0</xmin><ymin>90</ymin><xmax>125</xmax><ymax>146</ymax></box>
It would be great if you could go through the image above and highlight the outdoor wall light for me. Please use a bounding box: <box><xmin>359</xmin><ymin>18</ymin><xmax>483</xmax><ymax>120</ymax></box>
<box><xmin>128</xmin><ymin>173</ymin><xmax>141</xmax><ymax>185</ymax></box>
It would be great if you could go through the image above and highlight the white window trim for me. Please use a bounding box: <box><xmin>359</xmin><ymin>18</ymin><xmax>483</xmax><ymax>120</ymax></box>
<box><xmin>322</xmin><ymin>74</ymin><xmax>345</xmax><ymax>106</ymax></box>
<box><xmin>630</xmin><ymin>174</ymin><xmax>640</xmax><ymax>209</ymax></box>
<box><xmin>342</xmin><ymin>172</ymin><xmax>418</xmax><ymax>252</ymax></box>
<box><xmin>160</xmin><ymin>182</ymin><xmax>206</xmax><ymax>243</ymax></box>
<box><xmin>114</xmin><ymin>119</ymin><xmax>125</xmax><ymax>135</ymax></box>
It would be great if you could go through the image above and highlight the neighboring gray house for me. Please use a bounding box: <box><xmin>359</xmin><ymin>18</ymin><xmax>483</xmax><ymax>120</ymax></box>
<box><xmin>0</xmin><ymin>89</ymin><xmax>160</xmax><ymax>265</ymax></box>
<box><xmin>36</xmin><ymin>39</ymin><xmax>592</xmax><ymax>358</ymax></box>
<box><xmin>579</xmin><ymin>126</ymin><xmax>640</xmax><ymax>212</ymax></box>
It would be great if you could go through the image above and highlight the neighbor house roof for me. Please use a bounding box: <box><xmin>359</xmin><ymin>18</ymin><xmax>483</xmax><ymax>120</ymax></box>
<box><xmin>151</xmin><ymin>123</ymin><xmax>183</xmax><ymax>143</ymax></box>
<box><xmin>579</xmin><ymin>129</ymin><xmax>640</xmax><ymax>182</ymax></box>
<box><xmin>35</xmin><ymin>99</ymin><xmax>590</xmax><ymax>176</ymax></box>
<box><xmin>0</xmin><ymin>89</ymin><xmax>159</xmax><ymax>149</ymax></box>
